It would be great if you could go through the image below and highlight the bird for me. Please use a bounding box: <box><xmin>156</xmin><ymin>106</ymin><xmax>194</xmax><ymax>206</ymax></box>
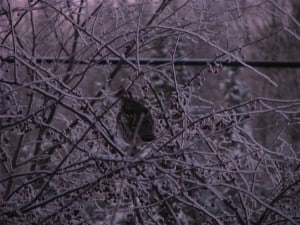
<box><xmin>117</xmin><ymin>91</ymin><xmax>155</xmax><ymax>143</ymax></box>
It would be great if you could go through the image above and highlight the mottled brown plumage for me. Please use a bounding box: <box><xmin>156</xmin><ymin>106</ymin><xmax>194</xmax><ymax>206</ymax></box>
<box><xmin>117</xmin><ymin>93</ymin><xmax>155</xmax><ymax>143</ymax></box>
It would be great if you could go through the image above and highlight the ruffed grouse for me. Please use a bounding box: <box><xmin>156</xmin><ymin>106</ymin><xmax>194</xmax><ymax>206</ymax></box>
<box><xmin>117</xmin><ymin>93</ymin><xmax>155</xmax><ymax>143</ymax></box>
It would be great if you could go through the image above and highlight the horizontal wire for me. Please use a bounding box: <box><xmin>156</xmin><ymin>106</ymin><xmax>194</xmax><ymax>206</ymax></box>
<box><xmin>1</xmin><ymin>56</ymin><xmax>300</xmax><ymax>68</ymax></box>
